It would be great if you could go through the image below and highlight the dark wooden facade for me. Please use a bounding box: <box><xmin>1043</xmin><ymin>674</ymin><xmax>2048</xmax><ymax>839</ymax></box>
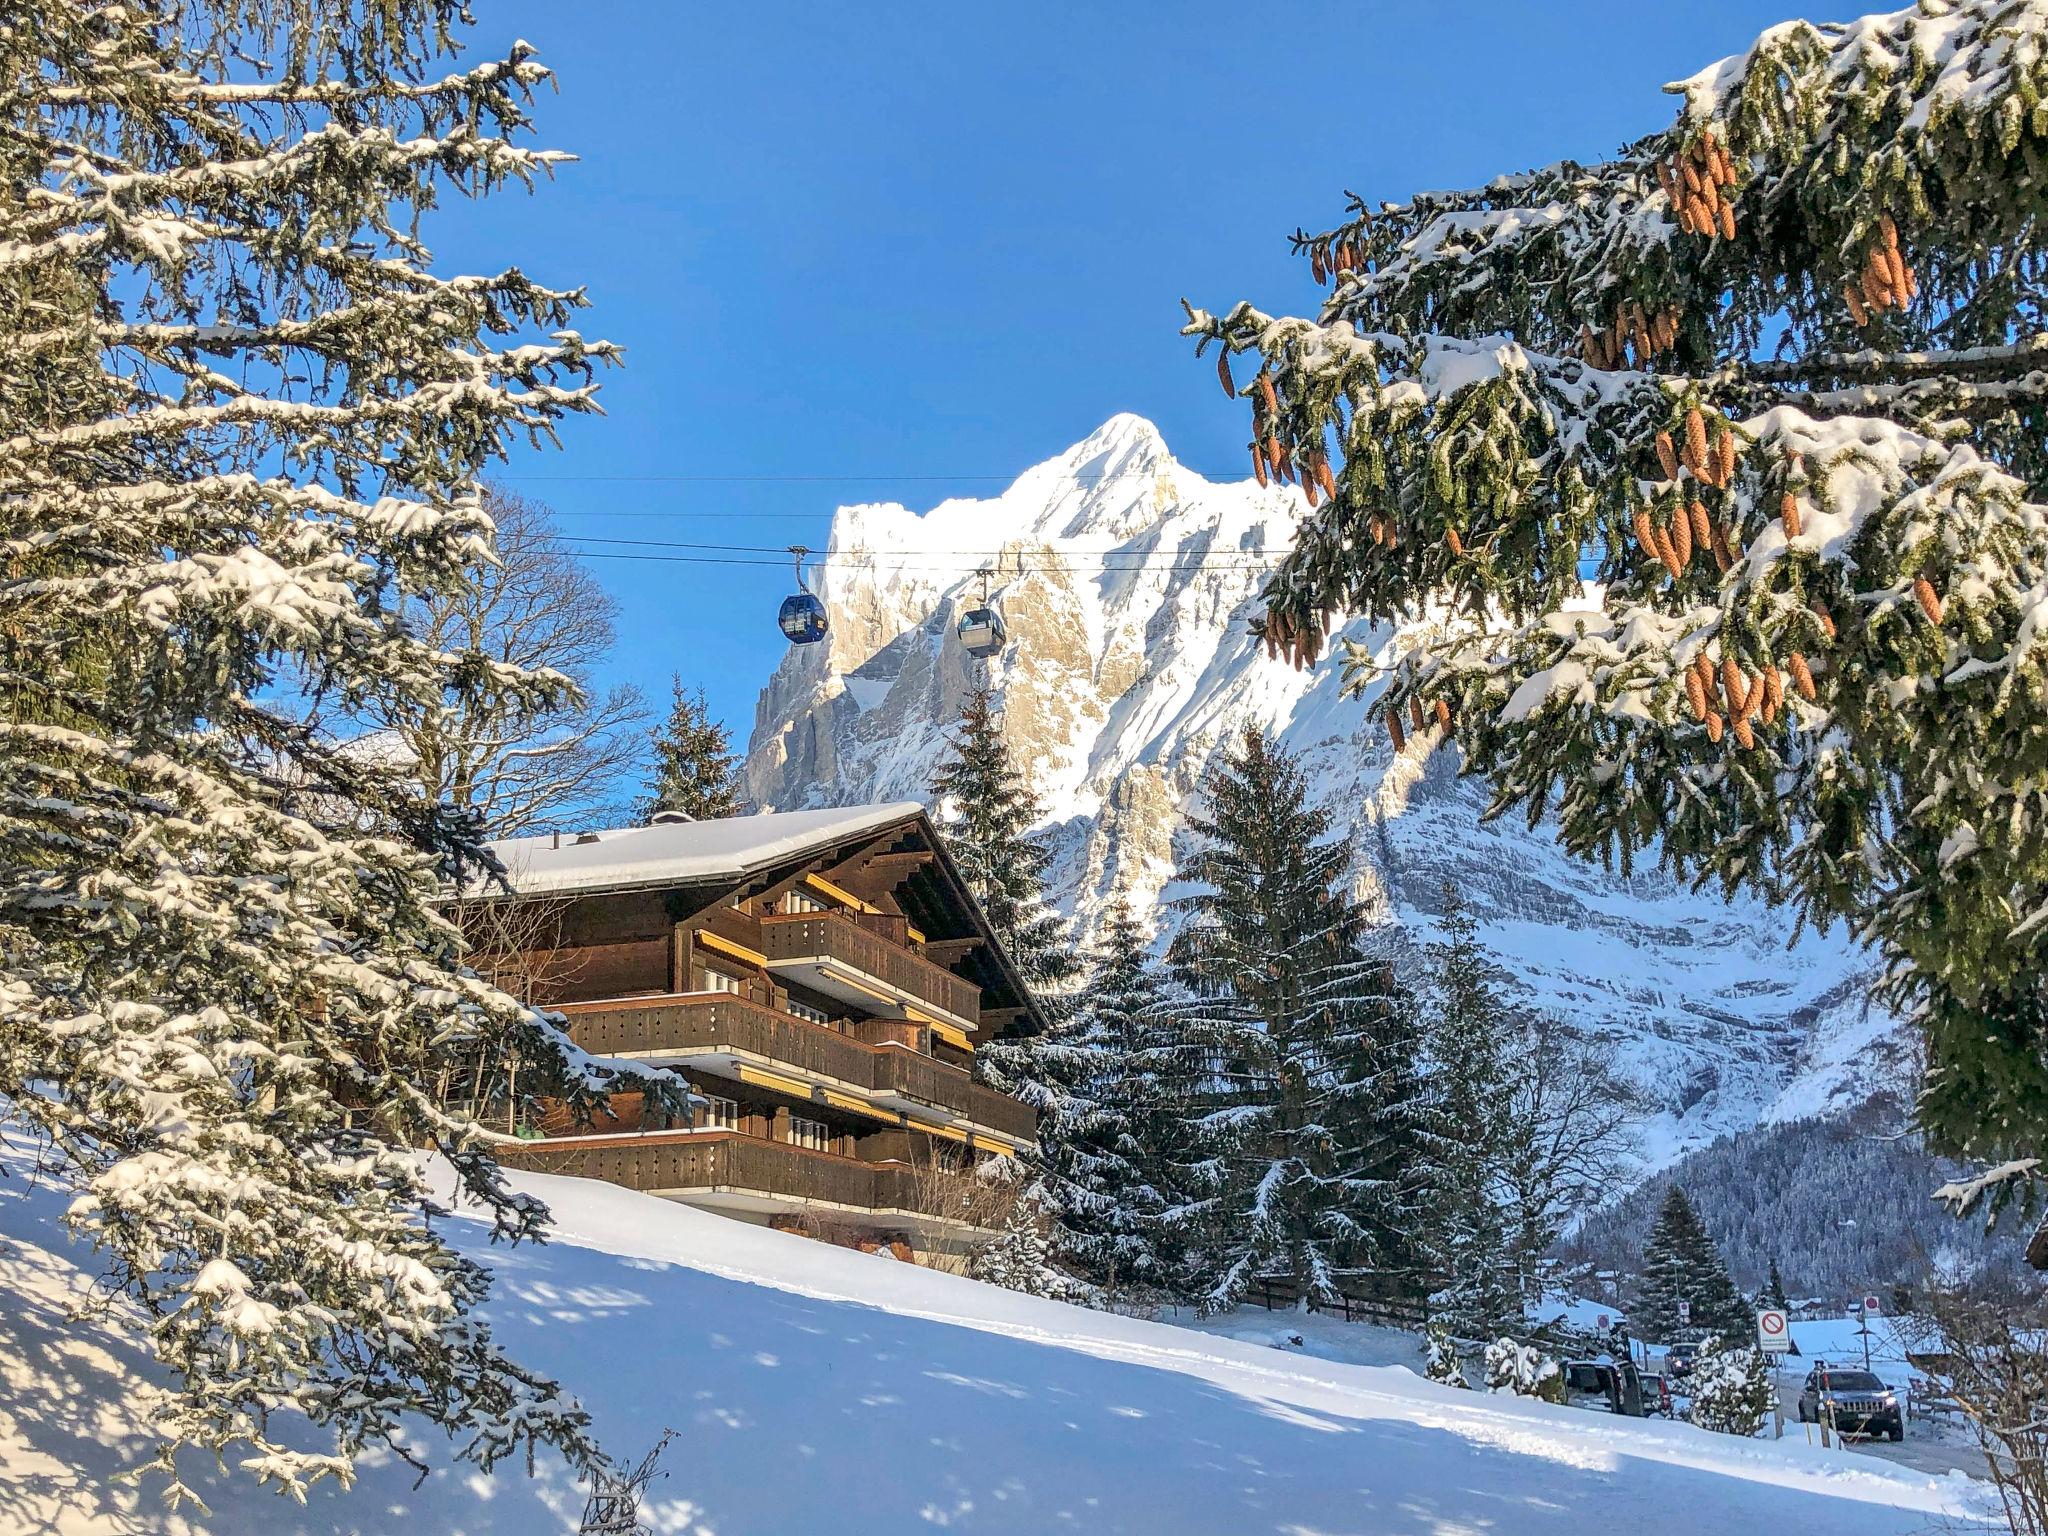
<box><xmin>480</xmin><ymin>809</ymin><xmax>1042</xmax><ymax>1254</ymax></box>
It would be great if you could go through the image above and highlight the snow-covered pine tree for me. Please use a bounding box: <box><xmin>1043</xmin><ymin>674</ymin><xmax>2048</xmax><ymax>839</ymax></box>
<box><xmin>930</xmin><ymin>683</ymin><xmax>1078</xmax><ymax>1004</ymax></box>
<box><xmin>1483</xmin><ymin>1337</ymin><xmax>1566</xmax><ymax>1403</ymax></box>
<box><xmin>1036</xmin><ymin>899</ymin><xmax>1177</xmax><ymax>1298</ymax></box>
<box><xmin>1424</xmin><ymin>1320</ymin><xmax>1471</xmax><ymax>1388</ymax></box>
<box><xmin>1764</xmin><ymin>1259</ymin><xmax>1791</xmax><ymax>1315</ymax></box>
<box><xmin>1638</xmin><ymin>1186</ymin><xmax>1751</xmax><ymax>1343</ymax></box>
<box><xmin>1</xmin><ymin>1</ymin><xmax>682</xmax><ymax>1504</ymax></box>
<box><xmin>1688</xmin><ymin>1340</ymin><xmax>1776</xmax><ymax>1437</ymax></box>
<box><xmin>642</xmin><ymin>679</ymin><xmax>745</xmax><ymax>821</ymax></box>
<box><xmin>968</xmin><ymin>1177</ymin><xmax>1086</xmax><ymax>1302</ymax></box>
<box><xmin>1417</xmin><ymin>884</ymin><xmax>1520</xmax><ymax>1339</ymax></box>
<box><xmin>1183</xmin><ymin>0</ymin><xmax>2048</xmax><ymax>1223</ymax></box>
<box><xmin>1167</xmin><ymin>725</ymin><xmax>1421</xmax><ymax>1311</ymax></box>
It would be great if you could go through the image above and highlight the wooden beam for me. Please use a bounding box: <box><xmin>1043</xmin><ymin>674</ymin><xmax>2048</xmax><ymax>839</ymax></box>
<box><xmin>918</xmin><ymin>937</ymin><xmax>981</xmax><ymax>965</ymax></box>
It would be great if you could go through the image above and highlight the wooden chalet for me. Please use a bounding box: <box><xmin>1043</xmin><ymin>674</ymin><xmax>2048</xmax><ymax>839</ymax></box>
<box><xmin>474</xmin><ymin>803</ymin><xmax>1044</xmax><ymax>1259</ymax></box>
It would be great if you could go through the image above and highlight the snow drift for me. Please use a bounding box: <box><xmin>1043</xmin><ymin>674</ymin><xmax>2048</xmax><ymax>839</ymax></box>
<box><xmin>0</xmin><ymin>1140</ymin><xmax>1994</xmax><ymax>1534</ymax></box>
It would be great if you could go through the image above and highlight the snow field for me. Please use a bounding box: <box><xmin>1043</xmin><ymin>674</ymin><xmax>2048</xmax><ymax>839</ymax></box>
<box><xmin>0</xmin><ymin>1142</ymin><xmax>1998</xmax><ymax>1535</ymax></box>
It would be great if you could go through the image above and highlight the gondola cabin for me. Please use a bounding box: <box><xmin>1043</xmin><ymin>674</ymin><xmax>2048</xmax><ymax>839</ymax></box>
<box><xmin>956</xmin><ymin>606</ymin><xmax>1006</xmax><ymax>658</ymax></box>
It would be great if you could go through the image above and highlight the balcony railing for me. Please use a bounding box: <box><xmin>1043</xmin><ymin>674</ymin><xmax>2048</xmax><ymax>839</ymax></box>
<box><xmin>497</xmin><ymin>1131</ymin><xmax>978</xmax><ymax>1227</ymax></box>
<box><xmin>556</xmin><ymin>994</ymin><xmax>1035</xmax><ymax>1142</ymax></box>
<box><xmin>759</xmin><ymin>911</ymin><xmax>981</xmax><ymax>1025</ymax></box>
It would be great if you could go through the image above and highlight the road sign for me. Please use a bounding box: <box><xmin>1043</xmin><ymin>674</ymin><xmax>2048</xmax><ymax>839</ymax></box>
<box><xmin>1676</xmin><ymin>1299</ymin><xmax>1691</xmax><ymax>1325</ymax></box>
<box><xmin>1756</xmin><ymin>1308</ymin><xmax>1791</xmax><ymax>1354</ymax></box>
<box><xmin>1596</xmin><ymin>1314</ymin><xmax>1610</xmax><ymax>1330</ymax></box>
<box><xmin>1862</xmin><ymin>1294</ymin><xmax>1882</xmax><ymax>1315</ymax></box>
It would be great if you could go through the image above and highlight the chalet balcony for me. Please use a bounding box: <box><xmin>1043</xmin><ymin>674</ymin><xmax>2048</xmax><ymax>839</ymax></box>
<box><xmin>759</xmin><ymin>911</ymin><xmax>981</xmax><ymax>1030</ymax></box>
<box><xmin>557</xmin><ymin>993</ymin><xmax>1035</xmax><ymax>1145</ymax></box>
<box><xmin>496</xmin><ymin>1130</ymin><xmax>998</xmax><ymax>1238</ymax></box>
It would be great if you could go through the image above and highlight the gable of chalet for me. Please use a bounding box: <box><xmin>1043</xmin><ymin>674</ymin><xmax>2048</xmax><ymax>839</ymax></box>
<box><xmin>469</xmin><ymin>804</ymin><xmax>1047</xmax><ymax>1038</ymax></box>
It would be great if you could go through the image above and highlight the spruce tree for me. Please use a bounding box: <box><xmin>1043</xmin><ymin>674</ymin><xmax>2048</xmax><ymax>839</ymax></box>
<box><xmin>1184</xmin><ymin>0</ymin><xmax>2048</xmax><ymax>1220</ymax></box>
<box><xmin>1638</xmin><ymin>1187</ymin><xmax>1750</xmax><ymax>1343</ymax></box>
<box><xmin>968</xmin><ymin>1179</ymin><xmax>1085</xmax><ymax>1302</ymax></box>
<box><xmin>0</xmin><ymin>2</ymin><xmax>682</xmax><ymax>1503</ymax></box>
<box><xmin>1689</xmin><ymin>1341</ymin><xmax>1776</xmax><ymax>1437</ymax></box>
<box><xmin>1037</xmin><ymin>900</ymin><xmax>1175</xmax><ymax>1297</ymax></box>
<box><xmin>930</xmin><ymin>683</ymin><xmax>1078</xmax><ymax>1002</ymax></box>
<box><xmin>642</xmin><ymin>679</ymin><xmax>745</xmax><ymax>821</ymax></box>
<box><xmin>1764</xmin><ymin>1259</ymin><xmax>1791</xmax><ymax>1315</ymax></box>
<box><xmin>1417</xmin><ymin>885</ymin><xmax>1520</xmax><ymax>1339</ymax></box>
<box><xmin>1167</xmin><ymin>726</ymin><xmax>1420</xmax><ymax>1311</ymax></box>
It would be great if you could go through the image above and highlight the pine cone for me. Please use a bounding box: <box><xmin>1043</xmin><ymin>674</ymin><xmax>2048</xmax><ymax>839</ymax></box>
<box><xmin>1634</xmin><ymin>511</ymin><xmax>1663</xmax><ymax>568</ymax></box>
<box><xmin>1303</xmin><ymin>470</ymin><xmax>1320</xmax><ymax>507</ymax></box>
<box><xmin>1685</xmin><ymin>409</ymin><xmax>1708</xmax><ymax>475</ymax></box>
<box><xmin>1655</xmin><ymin>430</ymin><xmax>1681</xmax><ymax>482</ymax></box>
<box><xmin>1861</xmin><ymin>253</ymin><xmax>1890</xmax><ymax>310</ymax></box>
<box><xmin>1655</xmin><ymin>525</ymin><xmax>1683</xmax><ymax>575</ymax></box>
<box><xmin>1844</xmin><ymin>283</ymin><xmax>1870</xmax><ymax>328</ymax></box>
<box><xmin>1446</xmin><ymin>527</ymin><xmax>1465</xmax><ymax>556</ymax></box>
<box><xmin>1881</xmin><ymin>213</ymin><xmax>1899</xmax><ymax>253</ymax></box>
<box><xmin>1435</xmin><ymin>698</ymin><xmax>1453</xmax><ymax>731</ymax></box>
<box><xmin>1266</xmin><ymin>435</ymin><xmax>1284</xmax><ymax>476</ymax></box>
<box><xmin>1780</xmin><ymin>492</ymin><xmax>1802</xmax><ymax>539</ymax></box>
<box><xmin>1682</xmin><ymin>158</ymin><xmax>1703</xmax><ymax>196</ymax></box>
<box><xmin>1719</xmin><ymin>201</ymin><xmax>1737</xmax><ymax>241</ymax></box>
<box><xmin>1251</xmin><ymin>442</ymin><xmax>1268</xmax><ymax>488</ymax></box>
<box><xmin>1714</xmin><ymin>424</ymin><xmax>1737</xmax><ymax>487</ymax></box>
<box><xmin>1387</xmin><ymin>707</ymin><xmax>1406</xmax><ymax>753</ymax></box>
<box><xmin>1914</xmin><ymin>575</ymin><xmax>1944</xmax><ymax>626</ymax></box>
<box><xmin>1317</xmin><ymin>457</ymin><xmax>1337</xmax><ymax>501</ymax></box>
<box><xmin>1408</xmin><ymin>697</ymin><xmax>1425</xmax><ymax>732</ymax></box>
<box><xmin>1764</xmin><ymin>666</ymin><xmax>1785</xmax><ymax>713</ymax></box>
<box><xmin>1689</xmin><ymin>500</ymin><xmax>1712</xmax><ymax>547</ymax></box>
<box><xmin>1731</xmin><ymin>717</ymin><xmax>1755</xmax><ymax>750</ymax></box>
<box><xmin>1789</xmin><ymin>652</ymin><xmax>1817</xmax><ymax>701</ymax></box>
<box><xmin>1257</xmin><ymin>372</ymin><xmax>1278</xmax><ymax>416</ymax></box>
<box><xmin>1705</xmin><ymin>710</ymin><xmax>1725</xmax><ymax>744</ymax></box>
<box><xmin>1813</xmin><ymin>602</ymin><xmax>1837</xmax><ymax>641</ymax></box>
<box><xmin>1886</xmin><ymin>247</ymin><xmax>1911</xmax><ymax>305</ymax></box>
<box><xmin>1217</xmin><ymin>351</ymin><xmax>1236</xmax><ymax>399</ymax></box>
<box><xmin>1721</xmin><ymin>658</ymin><xmax>1747</xmax><ymax>716</ymax></box>
<box><xmin>1311</xmin><ymin>248</ymin><xmax>1327</xmax><ymax>285</ymax></box>
<box><xmin>1670</xmin><ymin>502</ymin><xmax>1693</xmax><ymax>567</ymax></box>
<box><xmin>1684</xmin><ymin>667</ymin><xmax>1707</xmax><ymax>721</ymax></box>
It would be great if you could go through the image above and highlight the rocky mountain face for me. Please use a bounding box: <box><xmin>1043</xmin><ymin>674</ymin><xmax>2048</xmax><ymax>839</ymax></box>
<box><xmin>744</xmin><ymin>415</ymin><xmax>1913</xmax><ymax>1173</ymax></box>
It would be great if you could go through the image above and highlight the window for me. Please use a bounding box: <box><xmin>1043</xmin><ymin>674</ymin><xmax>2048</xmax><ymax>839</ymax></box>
<box><xmin>700</xmin><ymin>1095</ymin><xmax>738</xmax><ymax>1132</ymax></box>
<box><xmin>702</xmin><ymin>968</ymin><xmax>744</xmax><ymax>996</ymax></box>
<box><xmin>789</xmin><ymin>1116</ymin><xmax>831</xmax><ymax>1152</ymax></box>
<box><xmin>784</xmin><ymin>888</ymin><xmax>829</xmax><ymax>914</ymax></box>
<box><xmin>785</xmin><ymin>997</ymin><xmax>830</xmax><ymax>1025</ymax></box>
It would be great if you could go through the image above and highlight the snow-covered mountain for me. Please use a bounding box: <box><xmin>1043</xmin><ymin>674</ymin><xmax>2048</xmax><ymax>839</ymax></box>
<box><xmin>744</xmin><ymin>415</ymin><xmax>1912</xmax><ymax>1173</ymax></box>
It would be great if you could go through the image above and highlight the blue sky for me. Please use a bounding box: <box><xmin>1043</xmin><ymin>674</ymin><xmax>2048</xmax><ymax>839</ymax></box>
<box><xmin>441</xmin><ymin>0</ymin><xmax>1796</xmax><ymax>757</ymax></box>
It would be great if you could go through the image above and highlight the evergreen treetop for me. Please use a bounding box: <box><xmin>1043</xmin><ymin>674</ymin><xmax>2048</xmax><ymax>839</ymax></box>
<box><xmin>1639</xmin><ymin>1186</ymin><xmax>1751</xmax><ymax>1344</ymax></box>
<box><xmin>1168</xmin><ymin>725</ymin><xmax>1420</xmax><ymax>1309</ymax></box>
<box><xmin>642</xmin><ymin>679</ymin><xmax>745</xmax><ymax>822</ymax></box>
<box><xmin>1183</xmin><ymin>0</ymin><xmax>2048</xmax><ymax>1217</ymax></box>
<box><xmin>930</xmin><ymin>683</ymin><xmax>1078</xmax><ymax>1002</ymax></box>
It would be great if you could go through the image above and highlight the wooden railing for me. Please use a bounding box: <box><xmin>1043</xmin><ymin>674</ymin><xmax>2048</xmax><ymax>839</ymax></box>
<box><xmin>498</xmin><ymin>1131</ymin><xmax>955</xmax><ymax>1222</ymax></box>
<box><xmin>556</xmin><ymin>994</ymin><xmax>1034</xmax><ymax>1142</ymax></box>
<box><xmin>759</xmin><ymin>911</ymin><xmax>981</xmax><ymax>1023</ymax></box>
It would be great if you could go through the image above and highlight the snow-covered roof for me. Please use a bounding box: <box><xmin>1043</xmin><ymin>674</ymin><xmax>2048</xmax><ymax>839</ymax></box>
<box><xmin>482</xmin><ymin>803</ymin><xmax>927</xmax><ymax>898</ymax></box>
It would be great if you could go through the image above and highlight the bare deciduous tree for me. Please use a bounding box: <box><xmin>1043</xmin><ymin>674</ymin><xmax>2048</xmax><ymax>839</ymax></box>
<box><xmin>371</xmin><ymin>485</ymin><xmax>645</xmax><ymax>836</ymax></box>
<box><xmin>1912</xmin><ymin>1288</ymin><xmax>2048</xmax><ymax>1536</ymax></box>
<box><xmin>1503</xmin><ymin>1016</ymin><xmax>1644</xmax><ymax>1292</ymax></box>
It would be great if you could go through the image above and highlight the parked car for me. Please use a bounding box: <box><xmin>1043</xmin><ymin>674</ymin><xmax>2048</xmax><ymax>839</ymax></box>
<box><xmin>1562</xmin><ymin>1358</ymin><xmax>1647</xmax><ymax>1416</ymax></box>
<box><xmin>1638</xmin><ymin>1371</ymin><xmax>1674</xmax><ymax>1417</ymax></box>
<box><xmin>1663</xmin><ymin>1342</ymin><xmax>1700</xmax><ymax>1379</ymax></box>
<box><xmin>1797</xmin><ymin>1366</ymin><xmax>1904</xmax><ymax>1441</ymax></box>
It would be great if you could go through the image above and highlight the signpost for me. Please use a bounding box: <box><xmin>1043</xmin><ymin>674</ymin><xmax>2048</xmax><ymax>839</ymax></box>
<box><xmin>1756</xmin><ymin>1308</ymin><xmax>1791</xmax><ymax>1354</ymax></box>
<box><xmin>1757</xmin><ymin>1308</ymin><xmax>1791</xmax><ymax>1439</ymax></box>
<box><xmin>1676</xmin><ymin>1299</ymin><xmax>1691</xmax><ymax>1327</ymax></box>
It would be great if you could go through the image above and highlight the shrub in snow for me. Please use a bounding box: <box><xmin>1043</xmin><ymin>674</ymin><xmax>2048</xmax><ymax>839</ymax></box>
<box><xmin>1424</xmin><ymin>1322</ymin><xmax>1470</xmax><ymax>1389</ymax></box>
<box><xmin>1687</xmin><ymin>1341</ymin><xmax>1775</xmax><ymax>1438</ymax></box>
<box><xmin>1484</xmin><ymin>1338</ymin><xmax>1565</xmax><ymax>1403</ymax></box>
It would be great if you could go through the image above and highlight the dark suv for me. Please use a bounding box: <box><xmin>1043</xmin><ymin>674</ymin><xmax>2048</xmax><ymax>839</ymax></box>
<box><xmin>1797</xmin><ymin>1367</ymin><xmax>1903</xmax><ymax>1441</ymax></box>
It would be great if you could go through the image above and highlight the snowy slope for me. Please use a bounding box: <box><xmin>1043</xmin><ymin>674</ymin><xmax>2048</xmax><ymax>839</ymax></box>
<box><xmin>743</xmin><ymin>415</ymin><xmax>1910</xmax><ymax>1172</ymax></box>
<box><xmin>0</xmin><ymin>1144</ymin><xmax>1995</xmax><ymax>1535</ymax></box>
